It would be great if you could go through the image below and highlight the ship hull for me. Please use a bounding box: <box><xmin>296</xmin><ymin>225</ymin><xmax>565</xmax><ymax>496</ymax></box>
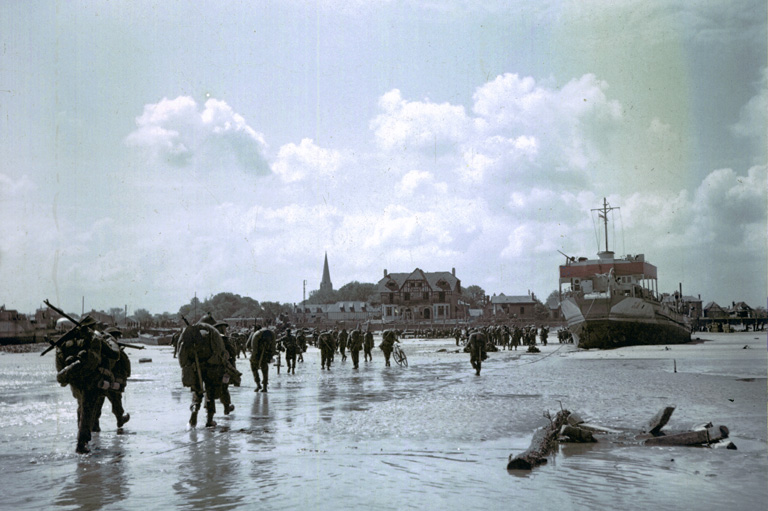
<box><xmin>561</xmin><ymin>296</ymin><xmax>691</xmax><ymax>349</ymax></box>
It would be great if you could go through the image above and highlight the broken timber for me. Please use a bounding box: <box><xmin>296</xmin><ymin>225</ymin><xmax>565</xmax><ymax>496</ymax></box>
<box><xmin>645</xmin><ymin>425</ymin><xmax>730</xmax><ymax>447</ymax></box>
<box><xmin>507</xmin><ymin>409</ymin><xmax>571</xmax><ymax>470</ymax></box>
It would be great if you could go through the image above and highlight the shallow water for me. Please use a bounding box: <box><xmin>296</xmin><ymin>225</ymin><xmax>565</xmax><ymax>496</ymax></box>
<box><xmin>1</xmin><ymin>333</ymin><xmax>766</xmax><ymax>510</ymax></box>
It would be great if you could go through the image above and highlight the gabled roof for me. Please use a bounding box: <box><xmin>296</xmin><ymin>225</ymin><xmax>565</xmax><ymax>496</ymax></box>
<box><xmin>376</xmin><ymin>268</ymin><xmax>460</xmax><ymax>293</ymax></box>
<box><xmin>490</xmin><ymin>293</ymin><xmax>535</xmax><ymax>305</ymax></box>
<box><xmin>704</xmin><ymin>301</ymin><xmax>724</xmax><ymax>310</ymax></box>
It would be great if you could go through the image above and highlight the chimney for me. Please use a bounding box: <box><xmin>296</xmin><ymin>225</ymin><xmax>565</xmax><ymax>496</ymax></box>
<box><xmin>384</xmin><ymin>269</ymin><xmax>388</xmax><ymax>277</ymax></box>
<box><xmin>452</xmin><ymin>267</ymin><xmax>455</xmax><ymax>276</ymax></box>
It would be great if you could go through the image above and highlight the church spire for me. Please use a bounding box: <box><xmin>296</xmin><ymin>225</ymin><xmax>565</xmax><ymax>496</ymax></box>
<box><xmin>320</xmin><ymin>252</ymin><xmax>333</xmax><ymax>292</ymax></box>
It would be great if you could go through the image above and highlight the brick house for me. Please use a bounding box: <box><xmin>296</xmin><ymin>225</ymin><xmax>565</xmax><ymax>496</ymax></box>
<box><xmin>377</xmin><ymin>268</ymin><xmax>463</xmax><ymax>322</ymax></box>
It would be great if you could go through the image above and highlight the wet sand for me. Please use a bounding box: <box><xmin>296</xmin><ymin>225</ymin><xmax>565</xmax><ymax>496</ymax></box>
<box><xmin>0</xmin><ymin>332</ymin><xmax>765</xmax><ymax>510</ymax></box>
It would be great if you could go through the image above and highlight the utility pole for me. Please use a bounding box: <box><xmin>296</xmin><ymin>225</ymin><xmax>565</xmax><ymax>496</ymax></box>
<box><xmin>303</xmin><ymin>280</ymin><xmax>307</xmax><ymax>303</ymax></box>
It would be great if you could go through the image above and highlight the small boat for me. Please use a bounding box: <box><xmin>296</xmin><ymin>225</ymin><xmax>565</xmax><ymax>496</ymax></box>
<box><xmin>558</xmin><ymin>198</ymin><xmax>692</xmax><ymax>349</ymax></box>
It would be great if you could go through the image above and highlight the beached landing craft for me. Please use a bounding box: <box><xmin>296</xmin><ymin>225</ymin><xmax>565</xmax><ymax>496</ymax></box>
<box><xmin>558</xmin><ymin>198</ymin><xmax>692</xmax><ymax>349</ymax></box>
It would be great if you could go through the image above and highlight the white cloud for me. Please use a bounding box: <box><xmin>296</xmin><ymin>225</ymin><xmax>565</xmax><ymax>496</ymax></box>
<box><xmin>126</xmin><ymin>96</ymin><xmax>269</xmax><ymax>173</ymax></box>
<box><xmin>730</xmin><ymin>67</ymin><xmax>768</xmax><ymax>162</ymax></box>
<box><xmin>273</xmin><ymin>138</ymin><xmax>344</xmax><ymax>183</ymax></box>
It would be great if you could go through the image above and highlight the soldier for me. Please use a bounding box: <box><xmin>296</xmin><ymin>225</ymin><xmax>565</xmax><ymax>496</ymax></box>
<box><xmin>296</xmin><ymin>328</ymin><xmax>307</xmax><ymax>363</ymax></box>
<box><xmin>338</xmin><ymin>328</ymin><xmax>349</xmax><ymax>362</ymax></box>
<box><xmin>540</xmin><ymin>325</ymin><xmax>549</xmax><ymax>346</ymax></box>
<box><xmin>319</xmin><ymin>330</ymin><xmax>334</xmax><ymax>370</ymax></box>
<box><xmin>249</xmin><ymin>325</ymin><xmax>276</xmax><ymax>392</ymax></box>
<box><xmin>53</xmin><ymin>315</ymin><xmax>114</xmax><ymax>453</ymax></box>
<box><xmin>214</xmin><ymin>320</ymin><xmax>238</xmax><ymax>415</ymax></box>
<box><xmin>283</xmin><ymin>328</ymin><xmax>298</xmax><ymax>375</ymax></box>
<box><xmin>93</xmin><ymin>327</ymin><xmax>131</xmax><ymax>433</ymax></box>
<box><xmin>348</xmin><ymin>328</ymin><xmax>363</xmax><ymax>369</ymax></box>
<box><xmin>466</xmin><ymin>330</ymin><xmax>487</xmax><ymax>375</ymax></box>
<box><xmin>379</xmin><ymin>330</ymin><xmax>397</xmax><ymax>367</ymax></box>
<box><xmin>363</xmin><ymin>330</ymin><xmax>374</xmax><ymax>362</ymax></box>
<box><xmin>178</xmin><ymin>314</ymin><xmax>241</xmax><ymax>428</ymax></box>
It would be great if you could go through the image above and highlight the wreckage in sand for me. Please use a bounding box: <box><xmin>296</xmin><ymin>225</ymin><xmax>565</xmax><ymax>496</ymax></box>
<box><xmin>558</xmin><ymin>198</ymin><xmax>692</xmax><ymax>349</ymax></box>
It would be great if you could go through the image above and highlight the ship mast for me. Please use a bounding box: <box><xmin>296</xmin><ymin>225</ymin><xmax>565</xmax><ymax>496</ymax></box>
<box><xmin>591</xmin><ymin>197</ymin><xmax>618</xmax><ymax>253</ymax></box>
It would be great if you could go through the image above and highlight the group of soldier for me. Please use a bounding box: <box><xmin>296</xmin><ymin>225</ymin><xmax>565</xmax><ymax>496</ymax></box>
<box><xmin>48</xmin><ymin>304</ymin><xmax>575</xmax><ymax>453</ymax></box>
<box><xmin>45</xmin><ymin>302</ymin><xmax>136</xmax><ymax>454</ymax></box>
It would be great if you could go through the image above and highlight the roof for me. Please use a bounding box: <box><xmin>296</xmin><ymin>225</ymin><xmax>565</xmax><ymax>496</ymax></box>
<box><xmin>490</xmin><ymin>293</ymin><xmax>535</xmax><ymax>305</ymax></box>
<box><xmin>704</xmin><ymin>301</ymin><xmax>724</xmax><ymax>310</ymax></box>
<box><xmin>295</xmin><ymin>301</ymin><xmax>376</xmax><ymax>313</ymax></box>
<box><xmin>376</xmin><ymin>268</ymin><xmax>460</xmax><ymax>293</ymax></box>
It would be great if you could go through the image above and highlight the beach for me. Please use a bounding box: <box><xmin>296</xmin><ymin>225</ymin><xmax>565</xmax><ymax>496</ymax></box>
<box><xmin>0</xmin><ymin>332</ymin><xmax>765</xmax><ymax>510</ymax></box>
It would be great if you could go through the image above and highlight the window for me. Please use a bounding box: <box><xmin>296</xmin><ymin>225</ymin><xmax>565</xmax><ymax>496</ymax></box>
<box><xmin>423</xmin><ymin>291</ymin><xmax>429</xmax><ymax>300</ymax></box>
<box><xmin>439</xmin><ymin>291</ymin><xmax>445</xmax><ymax>302</ymax></box>
<box><xmin>389</xmin><ymin>294</ymin><xmax>394</xmax><ymax>304</ymax></box>
<box><xmin>404</xmin><ymin>292</ymin><xmax>410</xmax><ymax>301</ymax></box>
<box><xmin>520</xmin><ymin>306</ymin><xmax>525</xmax><ymax>315</ymax></box>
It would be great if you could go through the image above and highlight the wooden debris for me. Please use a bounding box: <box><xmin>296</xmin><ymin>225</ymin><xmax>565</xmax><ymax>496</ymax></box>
<box><xmin>644</xmin><ymin>425</ymin><xmax>729</xmax><ymax>447</ymax></box>
<box><xmin>578</xmin><ymin>423</ymin><xmax>622</xmax><ymax>435</ymax></box>
<box><xmin>559</xmin><ymin>424</ymin><xmax>596</xmax><ymax>443</ymax></box>
<box><xmin>645</xmin><ymin>405</ymin><xmax>676</xmax><ymax>435</ymax></box>
<box><xmin>139</xmin><ymin>357</ymin><xmax>152</xmax><ymax>363</ymax></box>
<box><xmin>507</xmin><ymin>409</ymin><xmax>570</xmax><ymax>470</ymax></box>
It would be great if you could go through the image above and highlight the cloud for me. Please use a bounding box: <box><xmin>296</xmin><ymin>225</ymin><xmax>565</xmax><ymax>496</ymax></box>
<box><xmin>730</xmin><ymin>67</ymin><xmax>767</xmax><ymax>162</ymax></box>
<box><xmin>126</xmin><ymin>96</ymin><xmax>270</xmax><ymax>173</ymax></box>
<box><xmin>273</xmin><ymin>138</ymin><xmax>344</xmax><ymax>183</ymax></box>
<box><xmin>370</xmin><ymin>89</ymin><xmax>470</xmax><ymax>152</ymax></box>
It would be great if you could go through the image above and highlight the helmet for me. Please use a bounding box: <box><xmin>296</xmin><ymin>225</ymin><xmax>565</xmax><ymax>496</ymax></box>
<box><xmin>198</xmin><ymin>313</ymin><xmax>217</xmax><ymax>326</ymax></box>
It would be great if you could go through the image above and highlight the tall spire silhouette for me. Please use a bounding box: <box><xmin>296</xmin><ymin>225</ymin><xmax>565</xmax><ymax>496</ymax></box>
<box><xmin>320</xmin><ymin>252</ymin><xmax>333</xmax><ymax>292</ymax></box>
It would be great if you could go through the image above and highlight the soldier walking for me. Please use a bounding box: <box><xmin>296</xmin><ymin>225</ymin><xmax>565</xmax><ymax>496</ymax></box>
<box><xmin>363</xmin><ymin>330</ymin><xmax>374</xmax><ymax>362</ymax></box>
<box><xmin>338</xmin><ymin>328</ymin><xmax>348</xmax><ymax>362</ymax></box>
<box><xmin>379</xmin><ymin>330</ymin><xmax>397</xmax><ymax>367</ymax></box>
<box><xmin>93</xmin><ymin>327</ymin><xmax>131</xmax><ymax>432</ymax></box>
<box><xmin>283</xmin><ymin>328</ymin><xmax>298</xmax><ymax>374</ymax></box>
<box><xmin>348</xmin><ymin>328</ymin><xmax>363</xmax><ymax>369</ymax></box>
<box><xmin>319</xmin><ymin>330</ymin><xmax>334</xmax><ymax>370</ymax></box>
<box><xmin>249</xmin><ymin>325</ymin><xmax>276</xmax><ymax>392</ymax></box>
<box><xmin>467</xmin><ymin>330</ymin><xmax>487</xmax><ymax>376</ymax></box>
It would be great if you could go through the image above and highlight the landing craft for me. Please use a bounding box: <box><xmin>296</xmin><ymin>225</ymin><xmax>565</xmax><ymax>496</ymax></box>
<box><xmin>558</xmin><ymin>198</ymin><xmax>692</xmax><ymax>349</ymax></box>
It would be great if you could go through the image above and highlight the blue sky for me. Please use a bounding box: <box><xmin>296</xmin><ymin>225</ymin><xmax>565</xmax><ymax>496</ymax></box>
<box><xmin>1</xmin><ymin>0</ymin><xmax>765</xmax><ymax>314</ymax></box>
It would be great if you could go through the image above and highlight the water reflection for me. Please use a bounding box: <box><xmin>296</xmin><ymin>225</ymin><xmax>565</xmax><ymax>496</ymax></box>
<box><xmin>55</xmin><ymin>436</ymin><xmax>128</xmax><ymax>510</ymax></box>
<box><xmin>248</xmin><ymin>394</ymin><xmax>279</xmax><ymax>501</ymax></box>
<box><xmin>171</xmin><ymin>429</ymin><xmax>244</xmax><ymax>510</ymax></box>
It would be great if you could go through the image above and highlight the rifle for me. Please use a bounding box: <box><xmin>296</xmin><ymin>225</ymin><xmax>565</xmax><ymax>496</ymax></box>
<box><xmin>41</xmin><ymin>299</ymin><xmax>92</xmax><ymax>356</ymax></box>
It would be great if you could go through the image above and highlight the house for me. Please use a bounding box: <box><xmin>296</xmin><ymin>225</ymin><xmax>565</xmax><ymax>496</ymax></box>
<box><xmin>489</xmin><ymin>293</ymin><xmax>538</xmax><ymax>320</ymax></box>
<box><xmin>376</xmin><ymin>268</ymin><xmax>464</xmax><ymax>322</ymax></box>
<box><xmin>703</xmin><ymin>302</ymin><xmax>728</xmax><ymax>319</ymax></box>
<box><xmin>292</xmin><ymin>301</ymin><xmax>379</xmax><ymax>324</ymax></box>
<box><xmin>730</xmin><ymin>301</ymin><xmax>753</xmax><ymax>319</ymax></box>
<box><xmin>682</xmin><ymin>295</ymin><xmax>703</xmax><ymax>319</ymax></box>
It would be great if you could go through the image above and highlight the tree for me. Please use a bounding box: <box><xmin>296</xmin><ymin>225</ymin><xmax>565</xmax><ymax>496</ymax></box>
<box><xmin>133</xmin><ymin>308</ymin><xmax>153</xmax><ymax>326</ymax></box>
<box><xmin>108</xmin><ymin>307</ymin><xmax>125</xmax><ymax>324</ymax></box>
<box><xmin>462</xmin><ymin>285</ymin><xmax>487</xmax><ymax>308</ymax></box>
<box><xmin>336</xmin><ymin>281</ymin><xmax>377</xmax><ymax>302</ymax></box>
<box><xmin>545</xmin><ymin>290</ymin><xmax>561</xmax><ymax>309</ymax></box>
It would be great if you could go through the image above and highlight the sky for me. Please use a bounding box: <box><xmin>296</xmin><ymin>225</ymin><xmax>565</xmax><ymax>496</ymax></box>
<box><xmin>1</xmin><ymin>0</ymin><xmax>766</xmax><ymax>315</ymax></box>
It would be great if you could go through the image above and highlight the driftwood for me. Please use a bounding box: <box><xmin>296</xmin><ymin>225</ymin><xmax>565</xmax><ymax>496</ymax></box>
<box><xmin>645</xmin><ymin>425</ymin><xmax>729</xmax><ymax>447</ymax></box>
<box><xmin>507</xmin><ymin>409</ymin><xmax>571</xmax><ymax>470</ymax></box>
<box><xmin>645</xmin><ymin>405</ymin><xmax>676</xmax><ymax>435</ymax></box>
<box><xmin>559</xmin><ymin>424</ymin><xmax>597</xmax><ymax>443</ymax></box>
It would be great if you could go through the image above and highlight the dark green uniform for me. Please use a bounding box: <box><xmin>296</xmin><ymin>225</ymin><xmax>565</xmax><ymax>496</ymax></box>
<box><xmin>319</xmin><ymin>331</ymin><xmax>334</xmax><ymax>370</ymax></box>
<box><xmin>348</xmin><ymin>329</ymin><xmax>363</xmax><ymax>369</ymax></box>
<box><xmin>249</xmin><ymin>328</ymin><xmax>276</xmax><ymax>392</ymax></box>
<box><xmin>379</xmin><ymin>330</ymin><xmax>397</xmax><ymax>367</ymax></box>
<box><xmin>467</xmin><ymin>332</ymin><xmax>487</xmax><ymax>375</ymax></box>
<box><xmin>363</xmin><ymin>331</ymin><xmax>374</xmax><ymax>361</ymax></box>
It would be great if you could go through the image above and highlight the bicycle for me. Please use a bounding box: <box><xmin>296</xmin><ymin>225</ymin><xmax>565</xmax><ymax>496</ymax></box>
<box><xmin>392</xmin><ymin>341</ymin><xmax>408</xmax><ymax>367</ymax></box>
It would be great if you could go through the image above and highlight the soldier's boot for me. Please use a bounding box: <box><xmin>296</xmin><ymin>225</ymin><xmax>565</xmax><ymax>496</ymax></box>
<box><xmin>76</xmin><ymin>431</ymin><xmax>90</xmax><ymax>454</ymax></box>
<box><xmin>189</xmin><ymin>404</ymin><xmax>200</xmax><ymax>428</ymax></box>
<box><xmin>254</xmin><ymin>381</ymin><xmax>261</xmax><ymax>392</ymax></box>
<box><xmin>205</xmin><ymin>411</ymin><xmax>217</xmax><ymax>428</ymax></box>
<box><xmin>224</xmin><ymin>404</ymin><xmax>234</xmax><ymax>415</ymax></box>
<box><xmin>117</xmin><ymin>413</ymin><xmax>130</xmax><ymax>429</ymax></box>
<box><xmin>261</xmin><ymin>384</ymin><xmax>268</xmax><ymax>393</ymax></box>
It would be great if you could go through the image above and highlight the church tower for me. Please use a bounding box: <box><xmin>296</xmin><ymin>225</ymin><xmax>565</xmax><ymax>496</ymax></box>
<box><xmin>320</xmin><ymin>252</ymin><xmax>333</xmax><ymax>292</ymax></box>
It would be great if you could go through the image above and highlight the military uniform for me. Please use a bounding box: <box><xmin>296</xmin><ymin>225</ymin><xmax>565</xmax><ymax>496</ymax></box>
<box><xmin>93</xmin><ymin>327</ymin><xmax>131</xmax><ymax>432</ymax></box>
<box><xmin>379</xmin><ymin>330</ymin><xmax>397</xmax><ymax>367</ymax></box>
<box><xmin>348</xmin><ymin>329</ymin><xmax>363</xmax><ymax>369</ymax></box>
<box><xmin>178</xmin><ymin>314</ymin><xmax>241</xmax><ymax>427</ymax></box>
<box><xmin>467</xmin><ymin>331</ymin><xmax>487</xmax><ymax>375</ymax></box>
<box><xmin>319</xmin><ymin>331</ymin><xmax>334</xmax><ymax>370</ymax></box>
<box><xmin>363</xmin><ymin>331</ymin><xmax>374</xmax><ymax>362</ymax></box>
<box><xmin>338</xmin><ymin>328</ymin><xmax>348</xmax><ymax>361</ymax></box>
<box><xmin>282</xmin><ymin>329</ymin><xmax>298</xmax><ymax>374</ymax></box>
<box><xmin>54</xmin><ymin>316</ymin><xmax>115</xmax><ymax>453</ymax></box>
<box><xmin>249</xmin><ymin>327</ymin><xmax>276</xmax><ymax>392</ymax></box>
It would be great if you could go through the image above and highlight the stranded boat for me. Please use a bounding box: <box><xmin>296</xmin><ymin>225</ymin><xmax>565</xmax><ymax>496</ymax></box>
<box><xmin>558</xmin><ymin>198</ymin><xmax>692</xmax><ymax>349</ymax></box>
